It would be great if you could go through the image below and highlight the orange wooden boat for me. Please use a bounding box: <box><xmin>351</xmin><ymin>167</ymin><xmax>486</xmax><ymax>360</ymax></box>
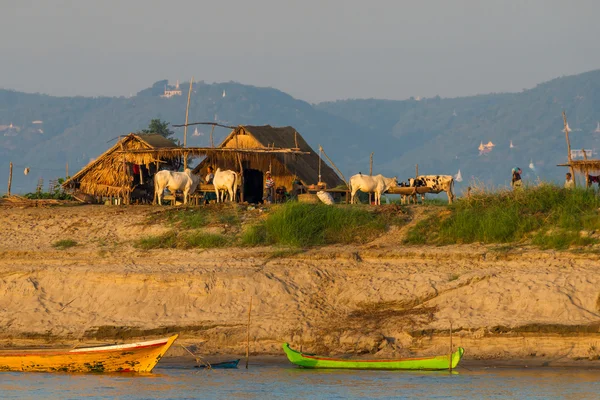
<box><xmin>0</xmin><ymin>334</ymin><xmax>178</xmax><ymax>373</ymax></box>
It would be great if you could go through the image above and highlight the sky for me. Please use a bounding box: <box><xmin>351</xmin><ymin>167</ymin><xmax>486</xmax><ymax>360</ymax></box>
<box><xmin>2</xmin><ymin>0</ymin><xmax>600</xmax><ymax>103</ymax></box>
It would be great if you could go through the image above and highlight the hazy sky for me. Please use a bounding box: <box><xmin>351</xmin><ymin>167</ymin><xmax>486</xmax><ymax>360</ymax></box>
<box><xmin>2</xmin><ymin>0</ymin><xmax>600</xmax><ymax>103</ymax></box>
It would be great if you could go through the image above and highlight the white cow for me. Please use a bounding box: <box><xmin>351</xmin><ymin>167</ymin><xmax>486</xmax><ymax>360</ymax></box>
<box><xmin>409</xmin><ymin>175</ymin><xmax>455</xmax><ymax>204</ymax></box>
<box><xmin>349</xmin><ymin>173</ymin><xmax>398</xmax><ymax>205</ymax></box>
<box><xmin>154</xmin><ymin>168</ymin><xmax>202</xmax><ymax>205</ymax></box>
<box><xmin>213</xmin><ymin>168</ymin><xmax>238</xmax><ymax>203</ymax></box>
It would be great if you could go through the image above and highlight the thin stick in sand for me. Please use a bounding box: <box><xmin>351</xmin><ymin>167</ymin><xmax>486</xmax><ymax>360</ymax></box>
<box><xmin>246</xmin><ymin>296</ymin><xmax>253</xmax><ymax>369</ymax></box>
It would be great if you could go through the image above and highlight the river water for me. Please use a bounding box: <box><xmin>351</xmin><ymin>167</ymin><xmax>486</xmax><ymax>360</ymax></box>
<box><xmin>2</xmin><ymin>359</ymin><xmax>599</xmax><ymax>399</ymax></box>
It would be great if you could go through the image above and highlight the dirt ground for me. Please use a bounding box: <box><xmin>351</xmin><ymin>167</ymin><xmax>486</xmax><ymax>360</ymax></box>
<box><xmin>1</xmin><ymin>203</ymin><xmax>600</xmax><ymax>364</ymax></box>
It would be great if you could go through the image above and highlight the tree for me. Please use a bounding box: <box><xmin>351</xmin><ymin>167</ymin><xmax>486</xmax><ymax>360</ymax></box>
<box><xmin>140</xmin><ymin>119</ymin><xmax>174</xmax><ymax>140</ymax></box>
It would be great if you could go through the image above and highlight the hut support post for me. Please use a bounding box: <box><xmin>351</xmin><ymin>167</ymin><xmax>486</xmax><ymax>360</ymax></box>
<box><xmin>563</xmin><ymin>111</ymin><xmax>576</xmax><ymax>188</ymax></box>
<box><xmin>7</xmin><ymin>161</ymin><xmax>13</xmax><ymax>196</ymax></box>
<box><xmin>66</xmin><ymin>162</ymin><xmax>69</xmax><ymax>178</ymax></box>
<box><xmin>183</xmin><ymin>77</ymin><xmax>194</xmax><ymax>169</ymax></box>
<box><xmin>237</xmin><ymin>154</ymin><xmax>244</xmax><ymax>203</ymax></box>
<box><xmin>582</xmin><ymin>148</ymin><xmax>590</xmax><ymax>188</ymax></box>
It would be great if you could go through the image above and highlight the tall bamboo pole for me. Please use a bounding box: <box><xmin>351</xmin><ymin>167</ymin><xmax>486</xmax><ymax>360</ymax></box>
<box><xmin>319</xmin><ymin>145</ymin><xmax>348</xmax><ymax>188</ymax></box>
<box><xmin>66</xmin><ymin>162</ymin><xmax>69</xmax><ymax>178</ymax></box>
<box><xmin>7</xmin><ymin>162</ymin><xmax>13</xmax><ymax>196</ymax></box>
<box><xmin>563</xmin><ymin>111</ymin><xmax>576</xmax><ymax>188</ymax></box>
<box><xmin>183</xmin><ymin>77</ymin><xmax>194</xmax><ymax>169</ymax></box>
<box><xmin>245</xmin><ymin>296</ymin><xmax>253</xmax><ymax>369</ymax></box>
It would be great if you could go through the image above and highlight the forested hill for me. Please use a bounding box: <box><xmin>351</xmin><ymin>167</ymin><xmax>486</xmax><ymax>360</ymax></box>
<box><xmin>317</xmin><ymin>69</ymin><xmax>600</xmax><ymax>189</ymax></box>
<box><xmin>2</xmin><ymin>71</ymin><xmax>600</xmax><ymax>194</ymax></box>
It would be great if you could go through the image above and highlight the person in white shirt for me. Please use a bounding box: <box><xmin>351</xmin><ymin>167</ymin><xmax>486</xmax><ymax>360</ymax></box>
<box><xmin>564</xmin><ymin>172</ymin><xmax>575</xmax><ymax>189</ymax></box>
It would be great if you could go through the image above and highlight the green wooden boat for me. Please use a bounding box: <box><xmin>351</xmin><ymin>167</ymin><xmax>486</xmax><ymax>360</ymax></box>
<box><xmin>283</xmin><ymin>343</ymin><xmax>464</xmax><ymax>370</ymax></box>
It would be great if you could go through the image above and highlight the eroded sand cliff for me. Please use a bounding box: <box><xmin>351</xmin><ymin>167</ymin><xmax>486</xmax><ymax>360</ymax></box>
<box><xmin>1</xmin><ymin>205</ymin><xmax>599</xmax><ymax>363</ymax></box>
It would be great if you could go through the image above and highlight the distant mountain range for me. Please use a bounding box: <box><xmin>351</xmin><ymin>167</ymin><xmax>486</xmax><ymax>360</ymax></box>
<box><xmin>2</xmin><ymin>71</ymin><xmax>600</xmax><ymax>194</ymax></box>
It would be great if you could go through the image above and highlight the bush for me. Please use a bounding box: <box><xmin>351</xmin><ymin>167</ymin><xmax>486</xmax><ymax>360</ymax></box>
<box><xmin>406</xmin><ymin>185</ymin><xmax>600</xmax><ymax>249</ymax></box>
<box><xmin>242</xmin><ymin>203</ymin><xmax>389</xmax><ymax>247</ymax></box>
<box><xmin>134</xmin><ymin>231</ymin><xmax>228</xmax><ymax>249</ymax></box>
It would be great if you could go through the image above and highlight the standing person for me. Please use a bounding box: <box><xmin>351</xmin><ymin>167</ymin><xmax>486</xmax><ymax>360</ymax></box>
<box><xmin>264</xmin><ymin>171</ymin><xmax>275</xmax><ymax>203</ymax></box>
<box><xmin>204</xmin><ymin>166</ymin><xmax>217</xmax><ymax>204</ymax></box>
<box><xmin>511</xmin><ymin>167</ymin><xmax>522</xmax><ymax>190</ymax></box>
<box><xmin>564</xmin><ymin>172</ymin><xmax>575</xmax><ymax>189</ymax></box>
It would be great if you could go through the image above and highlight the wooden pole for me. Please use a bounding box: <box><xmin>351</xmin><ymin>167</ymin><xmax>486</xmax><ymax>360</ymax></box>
<box><xmin>415</xmin><ymin>164</ymin><xmax>419</xmax><ymax>179</ymax></box>
<box><xmin>449</xmin><ymin>321</ymin><xmax>453</xmax><ymax>372</ymax></box>
<box><xmin>319</xmin><ymin>145</ymin><xmax>348</xmax><ymax>188</ymax></box>
<box><xmin>183</xmin><ymin>77</ymin><xmax>194</xmax><ymax>169</ymax></box>
<box><xmin>245</xmin><ymin>296</ymin><xmax>253</xmax><ymax>369</ymax></box>
<box><xmin>369</xmin><ymin>152</ymin><xmax>374</xmax><ymax>205</ymax></box>
<box><xmin>583</xmin><ymin>148</ymin><xmax>589</xmax><ymax>188</ymax></box>
<box><xmin>238</xmin><ymin>154</ymin><xmax>244</xmax><ymax>203</ymax></box>
<box><xmin>66</xmin><ymin>162</ymin><xmax>69</xmax><ymax>178</ymax></box>
<box><xmin>563</xmin><ymin>111</ymin><xmax>576</xmax><ymax>188</ymax></box>
<box><xmin>210</xmin><ymin>125</ymin><xmax>215</xmax><ymax>148</ymax></box>
<box><xmin>7</xmin><ymin>161</ymin><xmax>13</xmax><ymax>196</ymax></box>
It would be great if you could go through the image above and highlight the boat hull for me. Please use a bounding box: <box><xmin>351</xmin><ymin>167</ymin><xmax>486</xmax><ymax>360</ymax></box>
<box><xmin>195</xmin><ymin>359</ymin><xmax>240</xmax><ymax>369</ymax></box>
<box><xmin>283</xmin><ymin>343</ymin><xmax>464</xmax><ymax>370</ymax></box>
<box><xmin>0</xmin><ymin>334</ymin><xmax>178</xmax><ymax>373</ymax></box>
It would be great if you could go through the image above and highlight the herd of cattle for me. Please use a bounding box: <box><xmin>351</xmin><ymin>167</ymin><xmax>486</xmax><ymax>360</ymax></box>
<box><xmin>349</xmin><ymin>173</ymin><xmax>455</xmax><ymax>205</ymax></box>
<box><xmin>152</xmin><ymin>168</ymin><xmax>455</xmax><ymax>205</ymax></box>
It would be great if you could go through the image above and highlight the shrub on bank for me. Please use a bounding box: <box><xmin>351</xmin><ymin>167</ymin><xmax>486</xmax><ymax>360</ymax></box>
<box><xmin>135</xmin><ymin>231</ymin><xmax>229</xmax><ymax>249</ymax></box>
<box><xmin>241</xmin><ymin>202</ymin><xmax>390</xmax><ymax>247</ymax></box>
<box><xmin>405</xmin><ymin>185</ymin><xmax>600</xmax><ymax>249</ymax></box>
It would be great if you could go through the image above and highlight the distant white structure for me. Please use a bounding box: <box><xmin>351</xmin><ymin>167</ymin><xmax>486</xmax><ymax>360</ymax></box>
<box><xmin>595</xmin><ymin>122</ymin><xmax>600</xmax><ymax>133</ymax></box>
<box><xmin>454</xmin><ymin>169</ymin><xmax>463</xmax><ymax>182</ymax></box>
<box><xmin>161</xmin><ymin>80</ymin><xmax>182</xmax><ymax>98</ymax></box>
<box><xmin>563</xmin><ymin>122</ymin><xmax>571</xmax><ymax>133</ymax></box>
<box><xmin>32</xmin><ymin>120</ymin><xmax>43</xmax><ymax>124</ymax></box>
<box><xmin>478</xmin><ymin>141</ymin><xmax>495</xmax><ymax>155</ymax></box>
<box><xmin>192</xmin><ymin>127</ymin><xmax>203</xmax><ymax>137</ymax></box>
<box><xmin>222</xmin><ymin>90</ymin><xmax>226</xmax><ymax>98</ymax></box>
<box><xmin>452</xmin><ymin>109</ymin><xmax>457</xmax><ymax>117</ymax></box>
<box><xmin>510</xmin><ymin>140</ymin><xmax>515</xmax><ymax>148</ymax></box>
<box><xmin>570</xmin><ymin>149</ymin><xmax>594</xmax><ymax>159</ymax></box>
<box><xmin>529</xmin><ymin>160</ymin><xmax>535</xmax><ymax>170</ymax></box>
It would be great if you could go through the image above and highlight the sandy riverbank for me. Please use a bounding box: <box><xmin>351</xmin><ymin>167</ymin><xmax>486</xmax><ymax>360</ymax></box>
<box><xmin>1</xmin><ymin>204</ymin><xmax>599</xmax><ymax>364</ymax></box>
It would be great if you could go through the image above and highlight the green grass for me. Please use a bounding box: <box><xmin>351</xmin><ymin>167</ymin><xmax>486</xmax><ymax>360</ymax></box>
<box><xmin>241</xmin><ymin>202</ymin><xmax>393</xmax><ymax>247</ymax></box>
<box><xmin>52</xmin><ymin>239</ymin><xmax>78</xmax><ymax>249</ymax></box>
<box><xmin>134</xmin><ymin>231</ymin><xmax>229</xmax><ymax>250</ymax></box>
<box><xmin>405</xmin><ymin>185</ymin><xmax>600</xmax><ymax>249</ymax></box>
<box><xmin>135</xmin><ymin>232</ymin><xmax>177</xmax><ymax>249</ymax></box>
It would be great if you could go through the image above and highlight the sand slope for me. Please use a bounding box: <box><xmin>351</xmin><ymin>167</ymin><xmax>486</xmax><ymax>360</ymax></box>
<box><xmin>1</xmin><ymin>205</ymin><xmax>599</xmax><ymax>361</ymax></box>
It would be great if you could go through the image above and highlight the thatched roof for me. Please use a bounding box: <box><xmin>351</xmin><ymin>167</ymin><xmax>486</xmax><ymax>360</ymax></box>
<box><xmin>201</xmin><ymin>125</ymin><xmax>344</xmax><ymax>187</ymax></box>
<box><xmin>557</xmin><ymin>160</ymin><xmax>600</xmax><ymax>174</ymax></box>
<box><xmin>62</xmin><ymin>133</ymin><xmax>177</xmax><ymax>196</ymax></box>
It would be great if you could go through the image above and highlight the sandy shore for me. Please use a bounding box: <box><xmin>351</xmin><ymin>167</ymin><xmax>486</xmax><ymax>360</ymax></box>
<box><xmin>1</xmin><ymin>204</ymin><xmax>599</xmax><ymax>364</ymax></box>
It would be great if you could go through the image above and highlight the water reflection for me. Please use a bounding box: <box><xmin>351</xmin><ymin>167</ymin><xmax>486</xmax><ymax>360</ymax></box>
<box><xmin>1</xmin><ymin>361</ymin><xmax>599</xmax><ymax>399</ymax></box>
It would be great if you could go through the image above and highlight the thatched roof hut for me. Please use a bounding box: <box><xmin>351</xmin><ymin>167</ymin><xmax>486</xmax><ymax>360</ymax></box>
<box><xmin>192</xmin><ymin>125</ymin><xmax>344</xmax><ymax>202</ymax></box>
<box><xmin>62</xmin><ymin>133</ymin><xmax>176</xmax><ymax>200</ymax></box>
